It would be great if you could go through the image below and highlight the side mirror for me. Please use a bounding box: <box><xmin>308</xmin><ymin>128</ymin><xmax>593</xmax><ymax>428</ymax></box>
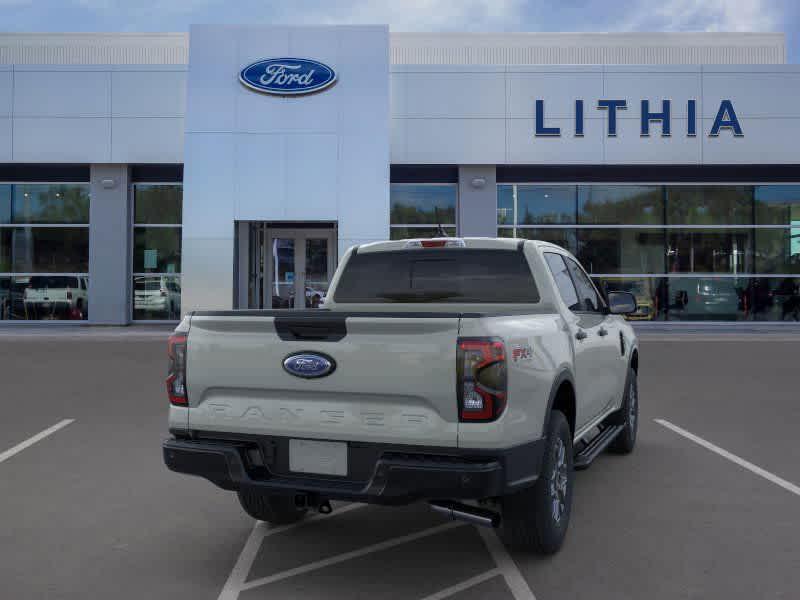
<box><xmin>607</xmin><ymin>291</ymin><xmax>637</xmax><ymax>315</ymax></box>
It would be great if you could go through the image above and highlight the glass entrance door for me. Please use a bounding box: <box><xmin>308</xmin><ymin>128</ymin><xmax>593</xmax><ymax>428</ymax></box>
<box><xmin>264</xmin><ymin>228</ymin><xmax>336</xmax><ymax>309</ymax></box>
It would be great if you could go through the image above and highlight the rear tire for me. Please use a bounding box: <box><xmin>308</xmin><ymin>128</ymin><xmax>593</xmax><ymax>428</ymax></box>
<box><xmin>498</xmin><ymin>410</ymin><xmax>574</xmax><ymax>554</ymax></box>
<box><xmin>609</xmin><ymin>368</ymin><xmax>638</xmax><ymax>454</ymax></box>
<box><xmin>237</xmin><ymin>489</ymin><xmax>307</xmax><ymax>524</ymax></box>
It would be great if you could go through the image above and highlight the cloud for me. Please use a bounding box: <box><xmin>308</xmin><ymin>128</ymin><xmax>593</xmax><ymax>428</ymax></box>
<box><xmin>282</xmin><ymin>0</ymin><xmax>525</xmax><ymax>31</ymax></box>
<box><xmin>622</xmin><ymin>0</ymin><xmax>781</xmax><ymax>32</ymax></box>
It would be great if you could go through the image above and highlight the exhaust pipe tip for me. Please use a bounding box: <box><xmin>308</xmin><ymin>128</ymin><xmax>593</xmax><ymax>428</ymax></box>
<box><xmin>429</xmin><ymin>500</ymin><xmax>500</xmax><ymax>528</ymax></box>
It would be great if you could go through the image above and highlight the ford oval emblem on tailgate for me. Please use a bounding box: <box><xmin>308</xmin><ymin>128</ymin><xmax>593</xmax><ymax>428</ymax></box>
<box><xmin>283</xmin><ymin>352</ymin><xmax>336</xmax><ymax>379</ymax></box>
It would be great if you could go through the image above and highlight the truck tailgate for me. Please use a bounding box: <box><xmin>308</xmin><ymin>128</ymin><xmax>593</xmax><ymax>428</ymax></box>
<box><xmin>186</xmin><ymin>313</ymin><xmax>461</xmax><ymax>447</ymax></box>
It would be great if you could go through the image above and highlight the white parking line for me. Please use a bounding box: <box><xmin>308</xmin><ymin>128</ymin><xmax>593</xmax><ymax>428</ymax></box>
<box><xmin>655</xmin><ymin>418</ymin><xmax>800</xmax><ymax>498</ymax></box>
<box><xmin>240</xmin><ymin>521</ymin><xmax>464</xmax><ymax>591</ymax></box>
<box><xmin>218</xmin><ymin>502</ymin><xmax>366</xmax><ymax>600</ymax></box>
<box><xmin>0</xmin><ymin>419</ymin><xmax>75</xmax><ymax>465</ymax></box>
<box><xmin>478</xmin><ymin>528</ymin><xmax>537</xmax><ymax>600</ymax></box>
<box><xmin>417</xmin><ymin>569</ymin><xmax>501</xmax><ymax>600</ymax></box>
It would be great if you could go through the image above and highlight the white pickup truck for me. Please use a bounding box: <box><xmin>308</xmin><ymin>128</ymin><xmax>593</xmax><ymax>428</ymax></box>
<box><xmin>164</xmin><ymin>238</ymin><xmax>639</xmax><ymax>554</ymax></box>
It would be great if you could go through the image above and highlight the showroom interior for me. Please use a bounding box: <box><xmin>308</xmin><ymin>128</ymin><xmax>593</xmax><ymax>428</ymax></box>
<box><xmin>0</xmin><ymin>28</ymin><xmax>798</xmax><ymax>324</ymax></box>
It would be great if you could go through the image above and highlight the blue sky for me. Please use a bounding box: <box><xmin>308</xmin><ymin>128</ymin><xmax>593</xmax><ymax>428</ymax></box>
<box><xmin>1</xmin><ymin>0</ymin><xmax>798</xmax><ymax>62</ymax></box>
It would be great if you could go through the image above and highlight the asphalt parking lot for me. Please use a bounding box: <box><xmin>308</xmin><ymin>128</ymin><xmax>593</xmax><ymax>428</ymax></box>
<box><xmin>1</xmin><ymin>328</ymin><xmax>799</xmax><ymax>600</ymax></box>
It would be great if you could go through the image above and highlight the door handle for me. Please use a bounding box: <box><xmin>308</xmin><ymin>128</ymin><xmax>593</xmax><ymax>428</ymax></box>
<box><xmin>575</xmin><ymin>329</ymin><xmax>588</xmax><ymax>340</ymax></box>
<box><xmin>598</xmin><ymin>327</ymin><xmax>609</xmax><ymax>337</ymax></box>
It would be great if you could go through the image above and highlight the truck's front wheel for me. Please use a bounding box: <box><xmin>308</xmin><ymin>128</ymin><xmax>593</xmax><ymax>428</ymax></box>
<box><xmin>498</xmin><ymin>410</ymin><xmax>574</xmax><ymax>554</ymax></box>
<box><xmin>609</xmin><ymin>367</ymin><xmax>638</xmax><ymax>454</ymax></box>
<box><xmin>237</xmin><ymin>489</ymin><xmax>307</xmax><ymax>524</ymax></box>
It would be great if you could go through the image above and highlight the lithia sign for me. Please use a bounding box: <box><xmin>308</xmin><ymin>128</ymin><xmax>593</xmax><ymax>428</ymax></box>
<box><xmin>535</xmin><ymin>99</ymin><xmax>743</xmax><ymax>138</ymax></box>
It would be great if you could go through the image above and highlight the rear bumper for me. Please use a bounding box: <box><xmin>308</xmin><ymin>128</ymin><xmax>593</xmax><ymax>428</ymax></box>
<box><xmin>163</xmin><ymin>435</ymin><xmax>545</xmax><ymax>504</ymax></box>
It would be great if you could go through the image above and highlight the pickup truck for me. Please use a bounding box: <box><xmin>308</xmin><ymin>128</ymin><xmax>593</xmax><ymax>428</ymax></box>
<box><xmin>163</xmin><ymin>238</ymin><xmax>639</xmax><ymax>554</ymax></box>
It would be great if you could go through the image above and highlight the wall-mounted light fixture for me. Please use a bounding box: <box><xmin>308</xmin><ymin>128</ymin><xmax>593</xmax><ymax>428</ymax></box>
<box><xmin>101</xmin><ymin>178</ymin><xmax>116</xmax><ymax>189</ymax></box>
<box><xmin>470</xmin><ymin>177</ymin><xmax>487</xmax><ymax>189</ymax></box>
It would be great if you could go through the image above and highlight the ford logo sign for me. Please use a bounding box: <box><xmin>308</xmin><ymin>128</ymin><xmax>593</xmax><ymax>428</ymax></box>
<box><xmin>239</xmin><ymin>58</ymin><xmax>337</xmax><ymax>96</ymax></box>
<box><xmin>283</xmin><ymin>352</ymin><xmax>336</xmax><ymax>379</ymax></box>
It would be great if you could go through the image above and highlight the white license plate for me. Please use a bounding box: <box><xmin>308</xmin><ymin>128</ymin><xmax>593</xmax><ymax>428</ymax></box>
<box><xmin>289</xmin><ymin>439</ymin><xmax>348</xmax><ymax>476</ymax></box>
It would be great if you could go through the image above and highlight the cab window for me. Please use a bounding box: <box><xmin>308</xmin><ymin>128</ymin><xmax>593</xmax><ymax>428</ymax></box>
<box><xmin>564</xmin><ymin>257</ymin><xmax>603</xmax><ymax>313</ymax></box>
<box><xmin>544</xmin><ymin>253</ymin><xmax>580</xmax><ymax>310</ymax></box>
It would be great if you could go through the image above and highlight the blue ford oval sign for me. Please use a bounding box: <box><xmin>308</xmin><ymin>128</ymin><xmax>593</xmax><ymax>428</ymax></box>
<box><xmin>239</xmin><ymin>58</ymin><xmax>337</xmax><ymax>96</ymax></box>
<box><xmin>283</xmin><ymin>352</ymin><xmax>336</xmax><ymax>379</ymax></box>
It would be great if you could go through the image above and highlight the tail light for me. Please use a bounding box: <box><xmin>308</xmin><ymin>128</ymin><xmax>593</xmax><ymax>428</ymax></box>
<box><xmin>405</xmin><ymin>238</ymin><xmax>466</xmax><ymax>249</ymax></box>
<box><xmin>166</xmin><ymin>333</ymin><xmax>188</xmax><ymax>406</ymax></box>
<box><xmin>457</xmin><ymin>337</ymin><xmax>506</xmax><ymax>422</ymax></box>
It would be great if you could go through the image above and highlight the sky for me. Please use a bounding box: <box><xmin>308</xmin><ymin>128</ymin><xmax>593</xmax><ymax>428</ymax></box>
<box><xmin>0</xmin><ymin>0</ymin><xmax>798</xmax><ymax>62</ymax></box>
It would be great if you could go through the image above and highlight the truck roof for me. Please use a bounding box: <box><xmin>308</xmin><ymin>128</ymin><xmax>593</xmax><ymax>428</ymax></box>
<box><xmin>355</xmin><ymin>237</ymin><xmax>566</xmax><ymax>254</ymax></box>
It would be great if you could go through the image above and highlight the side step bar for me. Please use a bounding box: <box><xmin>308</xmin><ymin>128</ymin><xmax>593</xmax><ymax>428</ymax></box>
<box><xmin>573</xmin><ymin>424</ymin><xmax>624</xmax><ymax>470</ymax></box>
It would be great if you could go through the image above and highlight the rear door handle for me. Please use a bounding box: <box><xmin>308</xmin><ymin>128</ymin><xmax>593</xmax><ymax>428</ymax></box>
<box><xmin>598</xmin><ymin>327</ymin><xmax>609</xmax><ymax>337</ymax></box>
<box><xmin>575</xmin><ymin>329</ymin><xmax>588</xmax><ymax>340</ymax></box>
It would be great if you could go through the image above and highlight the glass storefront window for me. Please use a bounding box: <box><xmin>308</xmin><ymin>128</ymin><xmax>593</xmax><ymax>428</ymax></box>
<box><xmin>498</xmin><ymin>185</ymin><xmax>575</xmax><ymax>226</ymax></box>
<box><xmin>756</xmin><ymin>277</ymin><xmax>800</xmax><ymax>321</ymax></box>
<box><xmin>666</xmin><ymin>277</ymin><xmax>749</xmax><ymax>321</ymax></box>
<box><xmin>516</xmin><ymin>185</ymin><xmax>576</xmax><ymax>225</ymax></box>
<box><xmin>577</xmin><ymin>229</ymin><xmax>665</xmax><ymax>274</ymax></box>
<box><xmin>496</xmin><ymin>183</ymin><xmax>800</xmax><ymax>321</ymax></box>
<box><xmin>1</xmin><ymin>228</ymin><xmax>89</xmax><ymax>273</ymax></box>
<box><xmin>0</xmin><ymin>275</ymin><xmax>89</xmax><ymax>321</ymax></box>
<box><xmin>0</xmin><ymin>185</ymin><xmax>10</xmax><ymax>223</ymax></box>
<box><xmin>132</xmin><ymin>184</ymin><xmax>182</xmax><ymax>320</ymax></box>
<box><xmin>578</xmin><ymin>186</ymin><xmax>662</xmax><ymax>225</ymax></box>
<box><xmin>754</xmin><ymin>185</ymin><xmax>800</xmax><ymax>225</ymax></box>
<box><xmin>133</xmin><ymin>185</ymin><xmax>182</xmax><ymax>225</ymax></box>
<box><xmin>666</xmin><ymin>186</ymin><xmax>752</xmax><ymax>225</ymax></box>
<box><xmin>132</xmin><ymin>275</ymin><xmax>181</xmax><ymax>320</ymax></box>
<box><xmin>0</xmin><ymin>182</ymin><xmax>90</xmax><ymax>321</ymax></box>
<box><xmin>389</xmin><ymin>226</ymin><xmax>457</xmax><ymax>240</ymax></box>
<box><xmin>498</xmin><ymin>227</ymin><xmax>578</xmax><ymax>255</ymax></box>
<box><xmin>133</xmin><ymin>228</ymin><xmax>181</xmax><ymax>273</ymax></box>
<box><xmin>594</xmin><ymin>277</ymin><xmax>668</xmax><ymax>321</ymax></box>
<box><xmin>1</xmin><ymin>184</ymin><xmax>90</xmax><ymax>225</ymax></box>
<box><xmin>666</xmin><ymin>229</ymin><xmax>753</xmax><ymax>274</ymax></box>
<box><xmin>755</xmin><ymin>228</ymin><xmax>800</xmax><ymax>274</ymax></box>
<box><xmin>390</xmin><ymin>184</ymin><xmax>456</xmax><ymax>226</ymax></box>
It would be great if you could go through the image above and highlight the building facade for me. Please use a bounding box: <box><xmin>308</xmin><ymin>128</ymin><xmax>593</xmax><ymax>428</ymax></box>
<box><xmin>0</xmin><ymin>28</ymin><xmax>798</xmax><ymax>324</ymax></box>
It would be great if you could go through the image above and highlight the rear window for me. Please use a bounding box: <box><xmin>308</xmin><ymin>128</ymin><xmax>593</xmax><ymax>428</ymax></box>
<box><xmin>334</xmin><ymin>248</ymin><xmax>540</xmax><ymax>303</ymax></box>
<box><xmin>29</xmin><ymin>276</ymin><xmax>78</xmax><ymax>289</ymax></box>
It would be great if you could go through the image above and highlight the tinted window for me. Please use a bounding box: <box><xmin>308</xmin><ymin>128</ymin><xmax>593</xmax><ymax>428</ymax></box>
<box><xmin>578</xmin><ymin>185</ymin><xmax>662</xmax><ymax>225</ymax></box>
<box><xmin>334</xmin><ymin>248</ymin><xmax>540</xmax><ymax>304</ymax></box>
<box><xmin>666</xmin><ymin>186</ymin><xmax>752</xmax><ymax>225</ymax></box>
<box><xmin>755</xmin><ymin>185</ymin><xmax>800</xmax><ymax>225</ymax></box>
<box><xmin>390</xmin><ymin>184</ymin><xmax>457</xmax><ymax>225</ymax></box>
<box><xmin>544</xmin><ymin>253</ymin><xmax>579</xmax><ymax>310</ymax></box>
<box><xmin>5</xmin><ymin>184</ymin><xmax>90</xmax><ymax>224</ymax></box>
<box><xmin>1</xmin><ymin>228</ymin><xmax>89</xmax><ymax>273</ymax></box>
<box><xmin>134</xmin><ymin>185</ymin><xmax>182</xmax><ymax>225</ymax></box>
<box><xmin>29</xmin><ymin>276</ymin><xmax>79</xmax><ymax>288</ymax></box>
<box><xmin>565</xmin><ymin>257</ymin><xmax>603</xmax><ymax>312</ymax></box>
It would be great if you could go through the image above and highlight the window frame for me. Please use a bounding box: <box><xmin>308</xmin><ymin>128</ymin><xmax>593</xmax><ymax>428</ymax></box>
<box><xmin>498</xmin><ymin>182</ymin><xmax>800</xmax><ymax>277</ymax></box>
<box><xmin>563</xmin><ymin>255</ymin><xmax>606</xmax><ymax>313</ymax></box>
<box><xmin>130</xmin><ymin>182</ymin><xmax>183</xmax><ymax>322</ymax></box>
<box><xmin>0</xmin><ymin>181</ymin><xmax>90</xmax><ymax>323</ymax></box>
<box><xmin>389</xmin><ymin>182</ymin><xmax>458</xmax><ymax>239</ymax></box>
<box><xmin>500</xmin><ymin>182</ymin><xmax>800</xmax><ymax>322</ymax></box>
<box><xmin>544</xmin><ymin>252</ymin><xmax>580</xmax><ymax>311</ymax></box>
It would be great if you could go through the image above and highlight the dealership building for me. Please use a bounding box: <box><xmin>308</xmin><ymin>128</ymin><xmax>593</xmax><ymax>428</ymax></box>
<box><xmin>0</xmin><ymin>27</ymin><xmax>799</xmax><ymax>324</ymax></box>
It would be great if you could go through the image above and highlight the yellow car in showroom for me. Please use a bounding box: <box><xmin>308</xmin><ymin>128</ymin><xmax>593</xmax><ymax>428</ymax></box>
<box><xmin>600</xmin><ymin>278</ymin><xmax>655</xmax><ymax>321</ymax></box>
